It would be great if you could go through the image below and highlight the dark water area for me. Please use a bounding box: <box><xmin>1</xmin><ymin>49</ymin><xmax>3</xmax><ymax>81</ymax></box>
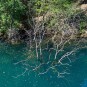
<box><xmin>0</xmin><ymin>42</ymin><xmax>87</xmax><ymax>87</ymax></box>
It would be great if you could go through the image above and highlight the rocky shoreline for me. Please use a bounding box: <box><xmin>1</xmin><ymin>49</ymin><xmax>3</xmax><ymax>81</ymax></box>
<box><xmin>0</xmin><ymin>28</ymin><xmax>87</xmax><ymax>45</ymax></box>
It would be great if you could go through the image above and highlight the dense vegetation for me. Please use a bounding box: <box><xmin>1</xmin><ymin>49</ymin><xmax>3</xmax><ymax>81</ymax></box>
<box><xmin>0</xmin><ymin>0</ymin><xmax>87</xmax><ymax>45</ymax></box>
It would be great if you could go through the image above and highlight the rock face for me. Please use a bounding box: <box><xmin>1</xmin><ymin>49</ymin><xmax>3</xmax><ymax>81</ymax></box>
<box><xmin>80</xmin><ymin>4</ymin><xmax>87</xmax><ymax>11</ymax></box>
<box><xmin>81</xmin><ymin>30</ymin><xmax>87</xmax><ymax>37</ymax></box>
<box><xmin>34</xmin><ymin>12</ymin><xmax>54</xmax><ymax>23</ymax></box>
<box><xmin>7</xmin><ymin>29</ymin><xmax>20</xmax><ymax>44</ymax></box>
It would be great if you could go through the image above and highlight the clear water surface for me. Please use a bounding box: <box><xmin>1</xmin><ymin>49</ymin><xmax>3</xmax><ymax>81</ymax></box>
<box><xmin>0</xmin><ymin>42</ymin><xmax>87</xmax><ymax>87</ymax></box>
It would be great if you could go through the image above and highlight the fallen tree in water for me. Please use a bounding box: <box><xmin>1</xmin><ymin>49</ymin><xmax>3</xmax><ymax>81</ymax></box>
<box><xmin>0</xmin><ymin>0</ymin><xmax>87</xmax><ymax>77</ymax></box>
<box><xmin>13</xmin><ymin>9</ymin><xmax>87</xmax><ymax>78</ymax></box>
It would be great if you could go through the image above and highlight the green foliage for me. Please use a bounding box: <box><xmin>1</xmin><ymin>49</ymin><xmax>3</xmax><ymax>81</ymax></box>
<box><xmin>0</xmin><ymin>0</ymin><xmax>84</xmax><ymax>34</ymax></box>
<box><xmin>0</xmin><ymin>0</ymin><xmax>25</xmax><ymax>32</ymax></box>
<box><xmin>80</xmin><ymin>21</ymin><xmax>87</xmax><ymax>30</ymax></box>
<box><xmin>34</xmin><ymin>0</ymin><xmax>75</xmax><ymax>15</ymax></box>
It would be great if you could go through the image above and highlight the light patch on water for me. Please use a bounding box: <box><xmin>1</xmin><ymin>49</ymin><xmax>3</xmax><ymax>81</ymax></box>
<box><xmin>81</xmin><ymin>79</ymin><xmax>87</xmax><ymax>87</ymax></box>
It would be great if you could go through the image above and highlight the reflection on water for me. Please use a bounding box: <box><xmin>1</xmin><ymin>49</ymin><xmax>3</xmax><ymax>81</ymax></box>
<box><xmin>0</xmin><ymin>42</ymin><xmax>87</xmax><ymax>87</ymax></box>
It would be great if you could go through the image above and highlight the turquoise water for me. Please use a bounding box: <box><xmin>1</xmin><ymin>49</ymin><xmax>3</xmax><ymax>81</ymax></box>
<box><xmin>0</xmin><ymin>42</ymin><xmax>87</xmax><ymax>87</ymax></box>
